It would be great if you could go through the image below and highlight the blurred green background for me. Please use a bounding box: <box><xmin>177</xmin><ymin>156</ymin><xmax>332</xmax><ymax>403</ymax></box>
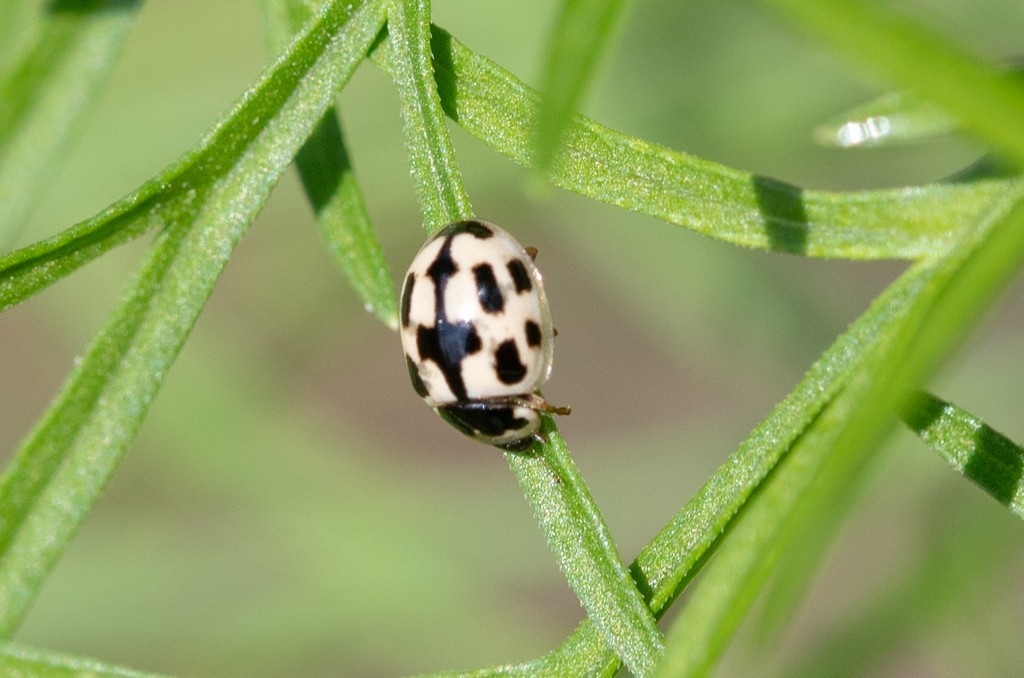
<box><xmin>2</xmin><ymin>0</ymin><xmax>1023</xmax><ymax>675</ymax></box>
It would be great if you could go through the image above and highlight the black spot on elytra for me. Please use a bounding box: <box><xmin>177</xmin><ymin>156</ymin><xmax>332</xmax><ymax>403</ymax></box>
<box><xmin>418</xmin><ymin>320</ymin><xmax>477</xmax><ymax>402</ymax></box>
<box><xmin>440</xmin><ymin>404</ymin><xmax>530</xmax><ymax>439</ymax></box>
<box><xmin>437</xmin><ymin>220</ymin><xmax>495</xmax><ymax>240</ymax></box>
<box><xmin>507</xmin><ymin>259</ymin><xmax>532</xmax><ymax>293</ymax></box>
<box><xmin>408</xmin><ymin>221</ymin><xmax>528</xmax><ymax>405</ymax></box>
<box><xmin>474</xmin><ymin>263</ymin><xmax>503</xmax><ymax>313</ymax></box>
<box><xmin>400</xmin><ymin>273</ymin><xmax>415</xmax><ymax>327</ymax></box>
<box><xmin>525</xmin><ymin>320</ymin><xmax>542</xmax><ymax>347</ymax></box>
<box><xmin>465</xmin><ymin>326</ymin><xmax>482</xmax><ymax>354</ymax></box>
<box><xmin>495</xmin><ymin>339</ymin><xmax>527</xmax><ymax>384</ymax></box>
<box><xmin>461</xmin><ymin>220</ymin><xmax>494</xmax><ymax>238</ymax></box>
<box><xmin>406</xmin><ymin>355</ymin><xmax>428</xmax><ymax>398</ymax></box>
<box><xmin>413</xmin><ymin>233</ymin><xmax>475</xmax><ymax>401</ymax></box>
<box><xmin>425</xmin><ymin>242</ymin><xmax>457</xmax><ymax>284</ymax></box>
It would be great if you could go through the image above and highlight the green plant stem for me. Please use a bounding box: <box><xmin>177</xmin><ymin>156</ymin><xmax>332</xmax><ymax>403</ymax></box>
<box><xmin>261</xmin><ymin>0</ymin><xmax>398</xmax><ymax>328</ymax></box>
<box><xmin>654</xmin><ymin>179</ymin><xmax>1024</xmax><ymax>676</ymax></box>
<box><xmin>0</xmin><ymin>0</ymin><xmax>387</xmax><ymax>637</ymax></box>
<box><xmin>505</xmin><ymin>422</ymin><xmax>665</xmax><ymax>677</ymax></box>
<box><xmin>0</xmin><ymin>0</ymin><xmax>141</xmax><ymax>242</ymax></box>
<box><xmin>427</xmin><ymin>177</ymin><xmax>1024</xmax><ymax>675</ymax></box>
<box><xmin>385</xmin><ymin>4</ymin><xmax>662</xmax><ymax>671</ymax></box>
<box><xmin>372</xmin><ymin>25</ymin><xmax>1008</xmax><ymax>259</ymax></box>
<box><xmin>0</xmin><ymin>641</ymin><xmax>164</xmax><ymax>678</ymax></box>
<box><xmin>386</xmin><ymin>0</ymin><xmax>472</xmax><ymax>231</ymax></box>
<box><xmin>533</xmin><ymin>0</ymin><xmax>632</xmax><ymax>173</ymax></box>
<box><xmin>901</xmin><ymin>391</ymin><xmax>1024</xmax><ymax>517</ymax></box>
<box><xmin>433</xmin><ymin>248</ymin><xmax>935</xmax><ymax>677</ymax></box>
<box><xmin>762</xmin><ymin>0</ymin><xmax>1024</xmax><ymax>166</ymax></box>
<box><xmin>4</xmin><ymin>22</ymin><xmax>1013</xmax><ymax>316</ymax></box>
<box><xmin>812</xmin><ymin>90</ymin><xmax>958</xmax><ymax>148</ymax></box>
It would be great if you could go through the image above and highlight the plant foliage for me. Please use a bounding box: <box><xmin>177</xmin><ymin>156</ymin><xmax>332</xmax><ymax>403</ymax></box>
<box><xmin>1</xmin><ymin>0</ymin><xmax>1022</xmax><ymax>675</ymax></box>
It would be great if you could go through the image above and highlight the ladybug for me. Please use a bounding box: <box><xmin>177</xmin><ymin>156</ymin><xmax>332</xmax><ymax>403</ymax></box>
<box><xmin>400</xmin><ymin>219</ymin><xmax>570</xmax><ymax>449</ymax></box>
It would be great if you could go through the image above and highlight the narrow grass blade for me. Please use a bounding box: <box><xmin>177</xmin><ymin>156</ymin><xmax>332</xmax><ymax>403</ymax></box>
<box><xmin>902</xmin><ymin>391</ymin><xmax>1024</xmax><ymax>518</ymax></box>
<box><xmin>296</xmin><ymin>109</ymin><xmax>400</xmax><ymax>327</ymax></box>
<box><xmin>425</xmin><ymin>211</ymin><xmax>946</xmax><ymax>677</ymax></box>
<box><xmin>0</xmin><ymin>0</ymin><xmax>141</xmax><ymax>242</ymax></box>
<box><xmin>812</xmin><ymin>91</ymin><xmax>957</xmax><ymax>148</ymax></box>
<box><xmin>0</xmin><ymin>0</ymin><xmax>381</xmax><ymax>313</ymax></box>
<box><xmin>261</xmin><ymin>0</ymin><xmax>398</xmax><ymax>329</ymax></box>
<box><xmin>0</xmin><ymin>642</ymin><xmax>165</xmax><ymax>677</ymax></box>
<box><xmin>434</xmin><ymin>178</ymin><xmax>1024</xmax><ymax>675</ymax></box>
<box><xmin>762</xmin><ymin>0</ymin><xmax>1024</xmax><ymax>166</ymax></box>
<box><xmin>0</xmin><ymin>179</ymin><xmax>168</xmax><ymax>312</ymax></box>
<box><xmin>400</xmin><ymin>30</ymin><xmax>1024</xmax><ymax>674</ymax></box>
<box><xmin>385</xmin><ymin>5</ymin><xmax>663</xmax><ymax>669</ymax></box>
<box><xmin>505</xmin><ymin>423</ymin><xmax>664</xmax><ymax>677</ymax></box>
<box><xmin>654</xmin><ymin>179</ymin><xmax>1024</xmax><ymax>676</ymax></box>
<box><xmin>372</xmin><ymin>26</ymin><xmax>1010</xmax><ymax>259</ymax></box>
<box><xmin>815</xmin><ymin>67</ymin><xmax>1024</xmax><ymax>149</ymax></box>
<box><xmin>533</xmin><ymin>0</ymin><xmax>632</xmax><ymax>173</ymax></box>
<box><xmin>0</xmin><ymin>0</ymin><xmax>387</xmax><ymax>636</ymax></box>
<box><xmin>386</xmin><ymin>0</ymin><xmax>472</xmax><ymax>231</ymax></box>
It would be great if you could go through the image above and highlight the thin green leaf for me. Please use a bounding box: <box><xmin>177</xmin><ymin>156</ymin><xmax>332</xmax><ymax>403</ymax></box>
<box><xmin>0</xmin><ymin>0</ymin><xmax>379</xmax><ymax>313</ymax></box>
<box><xmin>902</xmin><ymin>390</ymin><xmax>1024</xmax><ymax>518</ymax></box>
<box><xmin>555</xmin><ymin>262</ymin><xmax>936</xmax><ymax>676</ymax></box>
<box><xmin>261</xmin><ymin>0</ymin><xmax>398</xmax><ymax>329</ymax></box>
<box><xmin>0</xmin><ymin>0</ymin><xmax>387</xmax><ymax>636</ymax></box>
<box><xmin>505</xmin><ymin>422</ymin><xmax>664</xmax><ymax>677</ymax></box>
<box><xmin>749</xmin><ymin>186</ymin><xmax>1024</xmax><ymax>665</ymax></box>
<box><xmin>386</xmin><ymin>7</ymin><xmax>663</xmax><ymax>667</ymax></box>
<box><xmin>0</xmin><ymin>0</ymin><xmax>140</xmax><ymax>242</ymax></box>
<box><xmin>813</xmin><ymin>90</ymin><xmax>958</xmax><ymax>148</ymax></box>
<box><xmin>0</xmin><ymin>178</ymin><xmax>167</xmax><ymax>312</ymax></box>
<box><xmin>458</xmin><ymin>179</ymin><xmax>1024</xmax><ymax>676</ymax></box>
<box><xmin>372</xmin><ymin>26</ymin><xmax>1010</xmax><ymax>259</ymax></box>
<box><xmin>814</xmin><ymin>67</ymin><xmax>1024</xmax><ymax>149</ymax></box>
<box><xmin>533</xmin><ymin>0</ymin><xmax>632</xmax><ymax>173</ymax></box>
<box><xmin>386</xmin><ymin>0</ymin><xmax>472</xmax><ymax>231</ymax></box>
<box><xmin>385</xmin><ymin>7</ymin><xmax>668</xmax><ymax>665</ymax></box>
<box><xmin>427</xmin><ymin>210</ymin><xmax>948</xmax><ymax>677</ymax></box>
<box><xmin>0</xmin><ymin>642</ymin><xmax>164</xmax><ymax>678</ymax></box>
<box><xmin>655</xmin><ymin>178</ymin><xmax>1024</xmax><ymax>676</ymax></box>
<box><xmin>762</xmin><ymin>0</ymin><xmax>1024</xmax><ymax>166</ymax></box>
<box><xmin>654</xmin><ymin>378</ymin><xmax>891</xmax><ymax>677</ymax></box>
<box><xmin>296</xmin><ymin>109</ymin><xmax>400</xmax><ymax>327</ymax></box>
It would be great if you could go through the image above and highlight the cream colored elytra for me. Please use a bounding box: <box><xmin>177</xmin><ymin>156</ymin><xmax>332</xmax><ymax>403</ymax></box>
<box><xmin>399</xmin><ymin>219</ymin><xmax>568</xmax><ymax>449</ymax></box>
